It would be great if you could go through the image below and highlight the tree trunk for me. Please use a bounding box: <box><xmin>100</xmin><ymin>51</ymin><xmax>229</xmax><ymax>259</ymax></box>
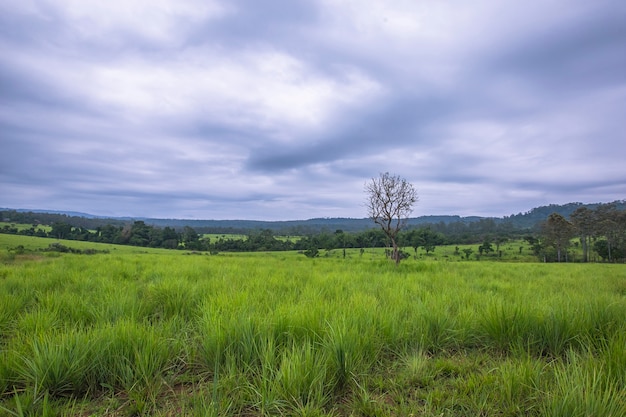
<box><xmin>391</xmin><ymin>239</ymin><xmax>400</xmax><ymax>266</ymax></box>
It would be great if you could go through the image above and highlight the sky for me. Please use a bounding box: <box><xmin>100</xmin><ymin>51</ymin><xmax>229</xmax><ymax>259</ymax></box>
<box><xmin>1</xmin><ymin>0</ymin><xmax>625</xmax><ymax>221</ymax></box>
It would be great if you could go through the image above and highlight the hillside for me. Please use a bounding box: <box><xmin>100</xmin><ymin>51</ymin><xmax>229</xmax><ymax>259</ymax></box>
<box><xmin>2</xmin><ymin>200</ymin><xmax>625</xmax><ymax>234</ymax></box>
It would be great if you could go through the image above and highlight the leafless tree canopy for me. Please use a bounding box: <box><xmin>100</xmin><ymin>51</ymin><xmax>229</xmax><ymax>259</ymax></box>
<box><xmin>365</xmin><ymin>172</ymin><xmax>418</xmax><ymax>264</ymax></box>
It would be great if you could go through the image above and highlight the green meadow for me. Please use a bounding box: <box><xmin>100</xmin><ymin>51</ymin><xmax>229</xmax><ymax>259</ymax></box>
<box><xmin>204</xmin><ymin>234</ymin><xmax>298</xmax><ymax>243</ymax></box>
<box><xmin>1</xmin><ymin>235</ymin><xmax>626</xmax><ymax>416</ymax></box>
<box><xmin>0</xmin><ymin>223</ymin><xmax>51</xmax><ymax>233</ymax></box>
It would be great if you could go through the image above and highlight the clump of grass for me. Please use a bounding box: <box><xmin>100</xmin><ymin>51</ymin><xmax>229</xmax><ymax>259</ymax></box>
<box><xmin>90</xmin><ymin>319</ymin><xmax>183</xmax><ymax>414</ymax></box>
<box><xmin>491</xmin><ymin>356</ymin><xmax>547</xmax><ymax>414</ymax></box>
<box><xmin>476</xmin><ymin>301</ymin><xmax>529</xmax><ymax>352</ymax></box>
<box><xmin>0</xmin><ymin>350</ymin><xmax>20</xmax><ymax>396</ymax></box>
<box><xmin>16</xmin><ymin>308</ymin><xmax>60</xmax><ymax>338</ymax></box>
<box><xmin>578</xmin><ymin>300</ymin><xmax>625</xmax><ymax>350</ymax></box>
<box><xmin>96</xmin><ymin>320</ymin><xmax>178</xmax><ymax>386</ymax></box>
<box><xmin>476</xmin><ymin>299</ymin><xmax>611</xmax><ymax>357</ymax></box>
<box><xmin>187</xmin><ymin>384</ymin><xmax>235</xmax><ymax>417</ymax></box>
<box><xmin>228</xmin><ymin>316</ymin><xmax>265</xmax><ymax>372</ymax></box>
<box><xmin>323</xmin><ymin>321</ymin><xmax>366</xmax><ymax>392</ymax></box>
<box><xmin>533</xmin><ymin>308</ymin><xmax>579</xmax><ymax>357</ymax></box>
<box><xmin>271</xmin><ymin>305</ymin><xmax>326</xmax><ymax>348</ymax></box>
<box><xmin>194</xmin><ymin>306</ymin><xmax>227</xmax><ymax>373</ymax></box>
<box><xmin>141</xmin><ymin>280</ymin><xmax>202</xmax><ymax>322</ymax></box>
<box><xmin>245</xmin><ymin>335</ymin><xmax>286</xmax><ymax>416</ymax></box>
<box><xmin>37</xmin><ymin>291</ymin><xmax>97</xmax><ymax>329</ymax></box>
<box><xmin>398</xmin><ymin>348</ymin><xmax>433</xmax><ymax>388</ymax></box>
<box><xmin>0</xmin><ymin>293</ymin><xmax>28</xmax><ymax>338</ymax></box>
<box><xmin>598</xmin><ymin>332</ymin><xmax>626</xmax><ymax>387</ymax></box>
<box><xmin>542</xmin><ymin>350</ymin><xmax>626</xmax><ymax>416</ymax></box>
<box><xmin>0</xmin><ymin>388</ymin><xmax>58</xmax><ymax>417</ymax></box>
<box><xmin>273</xmin><ymin>342</ymin><xmax>331</xmax><ymax>412</ymax></box>
<box><xmin>350</xmin><ymin>382</ymin><xmax>388</xmax><ymax>417</ymax></box>
<box><xmin>416</xmin><ymin>305</ymin><xmax>459</xmax><ymax>352</ymax></box>
<box><xmin>14</xmin><ymin>330</ymin><xmax>96</xmax><ymax>397</ymax></box>
<box><xmin>91</xmin><ymin>283</ymin><xmax>144</xmax><ymax>324</ymax></box>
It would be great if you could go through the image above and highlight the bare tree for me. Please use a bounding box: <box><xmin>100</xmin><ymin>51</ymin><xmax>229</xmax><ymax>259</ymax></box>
<box><xmin>365</xmin><ymin>172</ymin><xmax>418</xmax><ymax>265</ymax></box>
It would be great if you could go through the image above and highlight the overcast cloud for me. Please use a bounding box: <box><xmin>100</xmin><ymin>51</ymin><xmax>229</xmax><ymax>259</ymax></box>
<box><xmin>1</xmin><ymin>0</ymin><xmax>625</xmax><ymax>220</ymax></box>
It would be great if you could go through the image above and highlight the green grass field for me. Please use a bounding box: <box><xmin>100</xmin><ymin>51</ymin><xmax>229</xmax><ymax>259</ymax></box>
<box><xmin>204</xmin><ymin>233</ymin><xmax>299</xmax><ymax>242</ymax></box>
<box><xmin>0</xmin><ymin>222</ymin><xmax>51</xmax><ymax>233</ymax></box>
<box><xmin>1</xmin><ymin>235</ymin><xmax>625</xmax><ymax>416</ymax></box>
<box><xmin>0</xmin><ymin>234</ymin><xmax>181</xmax><ymax>255</ymax></box>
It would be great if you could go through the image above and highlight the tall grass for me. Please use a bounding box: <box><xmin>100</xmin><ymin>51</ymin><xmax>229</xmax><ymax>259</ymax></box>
<box><xmin>542</xmin><ymin>349</ymin><xmax>626</xmax><ymax>417</ymax></box>
<box><xmin>15</xmin><ymin>330</ymin><xmax>96</xmax><ymax>397</ymax></box>
<box><xmin>1</xmin><ymin>243</ymin><xmax>625</xmax><ymax>415</ymax></box>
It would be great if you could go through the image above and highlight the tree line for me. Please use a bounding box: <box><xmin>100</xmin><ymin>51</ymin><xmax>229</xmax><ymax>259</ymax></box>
<box><xmin>2</xmin><ymin>202</ymin><xmax>625</xmax><ymax>262</ymax></box>
<box><xmin>3</xmin><ymin>201</ymin><xmax>624</xmax><ymax>236</ymax></box>
<box><xmin>1</xmin><ymin>221</ymin><xmax>198</xmax><ymax>250</ymax></box>
<box><xmin>0</xmin><ymin>219</ymin><xmax>444</xmax><ymax>254</ymax></box>
<box><xmin>529</xmin><ymin>203</ymin><xmax>626</xmax><ymax>262</ymax></box>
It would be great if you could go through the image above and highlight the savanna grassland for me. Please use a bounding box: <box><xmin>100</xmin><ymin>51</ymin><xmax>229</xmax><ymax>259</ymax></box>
<box><xmin>1</xmin><ymin>235</ymin><xmax>626</xmax><ymax>416</ymax></box>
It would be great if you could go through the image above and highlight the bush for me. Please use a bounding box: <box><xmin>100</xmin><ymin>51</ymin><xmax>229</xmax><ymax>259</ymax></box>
<box><xmin>303</xmin><ymin>247</ymin><xmax>319</xmax><ymax>258</ymax></box>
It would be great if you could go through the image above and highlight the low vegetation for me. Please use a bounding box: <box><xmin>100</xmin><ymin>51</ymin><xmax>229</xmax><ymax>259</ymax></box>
<box><xmin>1</xmin><ymin>234</ymin><xmax>625</xmax><ymax>416</ymax></box>
<box><xmin>3</xmin><ymin>201</ymin><xmax>625</xmax><ymax>262</ymax></box>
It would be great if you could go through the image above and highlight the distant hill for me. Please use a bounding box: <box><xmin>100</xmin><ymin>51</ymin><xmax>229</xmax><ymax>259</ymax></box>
<box><xmin>1</xmin><ymin>208</ymin><xmax>106</xmax><ymax>219</ymax></box>
<box><xmin>138</xmin><ymin>215</ymin><xmax>485</xmax><ymax>234</ymax></box>
<box><xmin>503</xmin><ymin>201</ymin><xmax>626</xmax><ymax>229</ymax></box>
<box><xmin>2</xmin><ymin>200</ymin><xmax>625</xmax><ymax>234</ymax></box>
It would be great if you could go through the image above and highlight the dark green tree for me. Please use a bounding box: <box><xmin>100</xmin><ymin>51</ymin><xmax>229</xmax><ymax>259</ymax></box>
<box><xmin>246</xmin><ymin>229</ymin><xmax>289</xmax><ymax>251</ymax></box>
<box><xmin>595</xmin><ymin>204</ymin><xmax>620</xmax><ymax>262</ymax></box>
<box><xmin>478</xmin><ymin>238</ymin><xmax>493</xmax><ymax>256</ymax></box>
<box><xmin>335</xmin><ymin>229</ymin><xmax>347</xmax><ymax>258</ymax></box>
<box><xmin>570</xmin><ymin>207</ymin><xmax>594</xmax><ymax>262</ymax></box>
<box><xmin>162</xmin><ymin>226</ymin><xmax>180</xmax><ymax>249</ymax></box>
<box><xmin>355</xmin><ymin>229</ymin><xmax>387</xmax><ymax>249</ymax></box>
<box><xmin>97</xmin><ymin>224</ymin><xmax>121</xmax><ymax>242</ymax></box>
<box><xmin>129</xmin><ymin>221</ymin><xmax>151</xmax><ymax>247</ymax></box>
<box><xmin>405</xmin><ymin>229</ymin><xmax>424</xmax><ymax>256</ymax></box>
<box><xmin>303</xmin><ymin>246</ymin><xmax>320</xmax><ymax>258</ymax></box>
<box><xmin>494</xmin><ymin>235</ymin><xmax>508</xmax><ymax>253</ymax></box>
<box><xmin>541</xmin><ymin>213</ymin><xmax>575</xmax><ymax>262</ymax></box>
<box><xmin>420</xmin><ymin>228</ymin><xmax>444</xmax><ymax>254</ymax></box>
<box><xmin>50</xmin><ymin>222</ymin><xmax>73</xmax><ymax>239</ymax></box>
<box><xmin>182</xmin><ymin>226</ymin><xmax>202</xmax><ymax>250</ymax></box>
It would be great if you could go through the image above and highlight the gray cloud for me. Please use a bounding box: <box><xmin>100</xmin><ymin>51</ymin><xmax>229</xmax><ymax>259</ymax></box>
<box><xmin>490</xmin><ymin>4</ymin><xmax>626</xmax><ymax>94</ymax></box>
<box><xmin>1</xmin><ymin>0</ymin><xmax>624</xmax><ymax>220</ymax></box>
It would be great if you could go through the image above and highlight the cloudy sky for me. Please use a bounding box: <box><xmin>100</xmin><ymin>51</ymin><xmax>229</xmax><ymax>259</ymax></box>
<box><xmin>1</xmin><ymin>0</ymin><xmax>625</xmax><ymax>220</ymax></box>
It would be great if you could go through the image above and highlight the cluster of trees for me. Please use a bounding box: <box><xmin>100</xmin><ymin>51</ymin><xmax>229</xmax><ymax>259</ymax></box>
<box><xmin>504</xmin><ymin>201</ymin><xmax>626</xmax><ymax>229</ymax></box>
<box><xmin>0</xmin><ymin>210</ymin><xmax>127</xmax><ymax>230</ymax></box>
<box><xmin>1</xmin><ymin>225</ymin><xmax>49</xmax><ymax>238</ymax></box>
<box><xmin>4</xmin><ymin>201</ymin><xmax>624</xmax><ymax>237</ymax></box>
<box><xmin>293</xmin><ymin>227</ymin><xmax>446</xmax><ymax>257</ymax></box>
<box><xmin>1</xmin><ymin>221</ymin><xmax>202</xmax><ymax>250</ymax></box>
<box><xmin>531</xmin><ymin>204</ymin><xmax>626</xmax><ymax>262</ymax></box>
<box><xmin>0</xmin><ymin>217</ymin><xmax>448</xmax><ymax>255</ymax></box>
<box><xmin>2</xmin><ymin>193</ymin><xmax>625</xmax><ymax>262</ymax></box>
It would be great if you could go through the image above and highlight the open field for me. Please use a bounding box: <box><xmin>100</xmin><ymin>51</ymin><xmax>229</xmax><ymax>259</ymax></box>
<box><xmin>0</xmin><ymin>234</ymin><xmax>181</xmax><ymax>256</ymax></box>
<box><xmin>1</xmin><ymin>228</ymin><xmax>542</xmax><ymax>262</ymax></box>
<box><xmin>0</xmin><ymin>222</ymin><xmax>51</xmax><ymax>233</ymax></box>
<box><xmin>204</xmin><ymin>234</ymin><xmax>299</xmax><ymax>243</ymax></box>
<box><xmin>1</xmin><ymin>235</ymin><xmax>626</xmax><ymax>416</ymax></box>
